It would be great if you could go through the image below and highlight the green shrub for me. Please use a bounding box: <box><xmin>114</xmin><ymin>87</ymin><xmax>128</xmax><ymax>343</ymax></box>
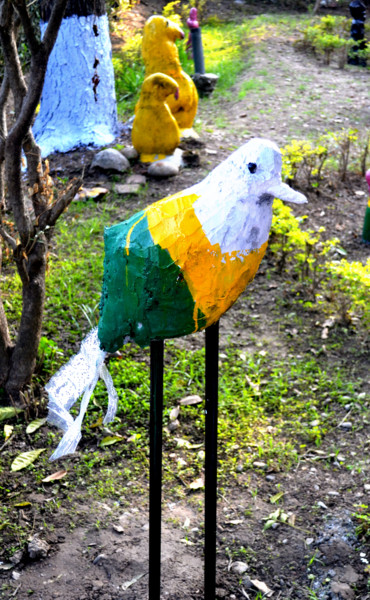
<box><xmin>162</xmin><ymin>0</ymin><xmax>208</xmax><ymax>24</ymax></box>
<box><xmin>281</xmin><ymin>129</ymin><xmax>363</xmax><ymax>186</ymax></box>
<box><xmin>321</xmin><ymin>129</ymin><xmax>359</xmax><ymax>181</ymax></box>
<box><xmin>162</xmin><ymin>1</ymin><xmax>183</xmax><ymax>27</ymax></box>
<box><xmin>270</xmin><ymin>200</ymin><xmax>339</xmax><ymax>300</ymax></box>
<box><xmin>296</xmin><ymin>15</ymin><xmax>363</xmax><ymax>68</ymax></box>
<box><xmin>113</xmin><ymin>54</ymin><xmax>145</xmax><ymax>116</ymax></box>
<box><xmin>270</xmin><ymin>198</ymin><xmax>369</xmax><ymax>331</ymax></box>
<box><xmin>281</xmin><ymin>139</ymin><xmax>328</xmax><ymax>186</ymax></box>
<box><xmin>322</xmin><ymin>259</ymin><xmax>370</xmax><ymax>326</ymax></box>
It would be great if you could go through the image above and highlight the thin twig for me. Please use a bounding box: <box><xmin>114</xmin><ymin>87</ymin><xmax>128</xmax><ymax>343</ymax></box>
<box><xmin>39</xmin><ymin>175</ymin><xmax>83</xmax><ymax>232</ymax></box>
<box><xmin>10</xmin><ymin>583</ymin><xmax>21</xmax><ymax>597</ymax></box>
<box><xmin>11</xmin><ymin>0</ymin><xmax>39</xmax><ymax>55</ymax></box>
<box><xmin>337</xmin><ymin>408</ymin><xmax>352</xmax><ymax>429</ymax></box>
<box><xmin>0</xmin><ymin>226</ymin><xmax>17</xmax><ymax>249</ymax></box>
<box><xmin>0</xmin><ymin>435</ymin><xmax>14</xmax><ymax>453</ymax></box>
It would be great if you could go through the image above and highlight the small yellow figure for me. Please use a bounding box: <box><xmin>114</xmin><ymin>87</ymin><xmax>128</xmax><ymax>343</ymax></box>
<box><xmin>140</xmin><ymin>15</ymin><xmax>198</xmax><ymax>131</ymax></box>
<box><xmin>132</xmin><ymin>73</ymin><xmax>181</xmax><ymax>162</ymax></box>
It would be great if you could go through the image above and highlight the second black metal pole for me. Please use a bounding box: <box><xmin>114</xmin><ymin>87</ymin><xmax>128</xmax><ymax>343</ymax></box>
<box><xmin>149</xmin><ymin>339</ymin><xmax>164</xmax><ymax>600</ymax></box>
<box><xmin>204</xmin><ymin>321</ymin><xmax>219</xmax><ymax>600</ymax></box>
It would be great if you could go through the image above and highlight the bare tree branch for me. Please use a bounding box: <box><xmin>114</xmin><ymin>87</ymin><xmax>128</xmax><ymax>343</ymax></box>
<box><xmin>4</xmin><ymin>142</ymin><xmax>33</xmax><ymax>242</ymax></box>
<box><xmin>5</xmin><ymin>0</ymin><xmax>68</xmax><ymax>151</ymax></box>
<box><xmin>42</xmin><ymin>0</ymin><xmax>68</xmax><ymax>55</ymax></box>
<box><xmin>11</xmin><ymin>0</ymin><xmax>40</xmax><ymax>55</ymax></box>
<box><xmin>14</xmin><ymin>244</ymin><xmax>30</xmax><ymax>286</ymax></box>
<box><xmin>312</xmin><ymin>0</ymin><xmax>321</xmax><ymax>14</ymax></box>
<box><xmin>0</xmin><ymin>4</ymin><xmax>27</xmax><ymax>117</ymax></box>
<box><xmin>0</xmin><ymin>71</ymin><xmax>9</xmax><ymax>148</ymax></box>
<box><xmin>0</xmin><ymin>246</ymin><xmax>13</xmax><ymax>385</ymax></box>
<box><xmin>0</xmin><ymin>0</ymin><xmax>74</xmax><ymax>399</ymax></box>
<box><xmin>23</xmin><ymin>130</ymin><xmax>46</xmax><ymax>217</ymax></box>
<box><xmin>0</xmin><ymin>71</ymin><xmax>10</xmax><ymax>208</ymax></box>
<box><xmin>39</xmin><ymin>175</ymin><xmax>83</xmax><ymax>233</ymax></box>
<box><xmin>0</xmin><ymin>226</ymin><xmax>17</xmax><ymax>250</ymax></box>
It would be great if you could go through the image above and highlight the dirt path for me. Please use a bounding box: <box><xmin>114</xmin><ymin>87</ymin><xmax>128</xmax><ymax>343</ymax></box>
<box><xmin>199</xmin><ymin>28</ymin><xmax>369</xmax><ymax>147</ymax></box>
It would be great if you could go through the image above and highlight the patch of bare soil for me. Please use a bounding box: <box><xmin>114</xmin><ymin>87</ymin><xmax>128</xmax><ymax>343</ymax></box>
<box><xmin>1</xmin><ymin>7</ymin><xmax>370</xmax><ymax>600</ymax></box>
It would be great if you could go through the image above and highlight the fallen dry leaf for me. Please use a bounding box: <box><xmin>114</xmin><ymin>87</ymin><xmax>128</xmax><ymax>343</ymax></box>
<box><xmin>188</xmin><ymin>477</ymin><xmax>204</xmax><ymax>490</ymax></box>
<box><xmin>250</xmin><ymin>578</ymin><xmax>273</xmax><ymax>597</ymax></box>
<box><xmin>42</xmin><ymin>470</ymin><xmax>68</xmax><ymax>483</ymax></box>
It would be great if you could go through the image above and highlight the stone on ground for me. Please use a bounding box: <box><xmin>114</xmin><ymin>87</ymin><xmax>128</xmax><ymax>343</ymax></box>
<box><xmin>91</xmin><ymin>149</ymin><xmax>130</xmax><ymax>173</ymax></box>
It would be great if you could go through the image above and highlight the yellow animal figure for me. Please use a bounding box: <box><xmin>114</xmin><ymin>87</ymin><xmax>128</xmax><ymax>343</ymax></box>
<box><xmin>132</xmin><ymin>73</ymin><xmax>181</xmax><ymax>162</ymax></box>
<box><xmin>140</xmin><ymin>15</ymin><xmax>198</xmax><ymax>131</ymax></box>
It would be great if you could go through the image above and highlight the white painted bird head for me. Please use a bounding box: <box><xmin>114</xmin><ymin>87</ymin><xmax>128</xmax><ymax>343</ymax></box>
<box><xmin>193</xmin><ymin>138</ymin><xmax>307</xmax><ymax>254</ymax></box>
<box><xmin>214</xmin><ymin>138</ymin><xmax>307</xmax><ymax>206</ymax></box>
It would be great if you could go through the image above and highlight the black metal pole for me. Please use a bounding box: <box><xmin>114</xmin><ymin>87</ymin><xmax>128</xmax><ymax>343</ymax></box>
<box><xmin>190</xmin><ymin>27</ymin><xmax>205</xmax><ymax>74</ymax></box>
<box><xmin>149</xmin><ymin>339</ymin><xmax>164</xmax><ymax>600</ymax></box>
<box><xmin>204</xmin><ymin>321</ymin><xmax>219</xmax><ymax>600</ymax></box>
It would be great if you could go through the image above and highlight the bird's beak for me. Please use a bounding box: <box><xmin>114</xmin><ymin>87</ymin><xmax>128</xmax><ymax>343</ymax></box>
<box><xmin>267</xmin><ymin>182</ymin><xmax>307</xmax><ymax>204</ymax></box>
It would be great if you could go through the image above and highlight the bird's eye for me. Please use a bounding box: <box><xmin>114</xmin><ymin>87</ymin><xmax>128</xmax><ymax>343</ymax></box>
<box><xmin>248</xmin><ymin>162</ymin><xmax>257</xmax><ymax>174</ymax></box>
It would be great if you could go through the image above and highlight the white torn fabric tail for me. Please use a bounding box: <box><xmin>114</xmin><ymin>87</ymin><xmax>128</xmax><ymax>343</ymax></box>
<box><xmin>46</xmin><ymin>328</ymin><xmax>118</xmax><ymax>461</ymax></box>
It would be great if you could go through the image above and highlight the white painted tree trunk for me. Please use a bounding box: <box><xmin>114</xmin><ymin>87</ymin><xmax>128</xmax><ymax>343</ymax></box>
<box><xmin>33</xmin><ymin>13</ymin><xmax>118</xmax><ymax>157</ymax></box>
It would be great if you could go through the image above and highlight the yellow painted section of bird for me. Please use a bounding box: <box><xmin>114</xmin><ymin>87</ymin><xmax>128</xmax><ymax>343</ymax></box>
<box><xmin>132</xmin><ymin>73</ymin><xmax>181</xmax><ymax>161</ymax></box>
<box><xmin>45</xmin><ymin>138</ymin><xmax>308</xmax><ymax>460</ymax></box>
<box><xmin>146</xmin><ymin>192</ymin><xmax>268</xmax><ymax>330</ymax></box>
<box><xmin>140</xmin><ymin>15</ymin><xmax>198</xmax><ymax>131</ymax></box>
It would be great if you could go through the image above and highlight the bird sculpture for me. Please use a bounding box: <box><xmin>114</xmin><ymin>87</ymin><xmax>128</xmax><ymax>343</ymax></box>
<box><xmin>139</xmin><ymin>15</ymin><xmax>198</xmax><ymax>131</ymax></box>
<box><xmin>132</xmin><ymin>73</ymin><xmax>181</xmax><ymax>161</ymax></box>
<box><xmin>46</xmin><ymin>138</ymin><xmax>307</xmax><ymax>460</ymax></box>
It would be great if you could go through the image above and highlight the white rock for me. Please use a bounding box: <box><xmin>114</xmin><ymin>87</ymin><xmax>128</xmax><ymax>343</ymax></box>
<box><xmin>306</xmin><ymin>538</ymin><xmax>314</xmax><ymax>546</ymax></box>
<box><xmin>167</xmin><ymin>419</ymin><xmax>180</xmax><ymax>432</ymax></box>
<box><xmin>148</xmin><ymin>161</ymin><xmax>179</xmax><ymax>178</ymax></box>
<box><xmin>231</xmin><ymin>561</ymin><xmax>248</xmax><ymax>575</ymax></box>
<box><xmin>253</xmin><ymin>461</ymin><xmax>267</xmax><ymax>469</ymax></box>
<box><xmin>28</xmin><ymin>536</ymin><xmax>50</xmax><ymax>560</ymax></box>
<box><xmin>339</xmin><ymin>422</ymin><xmax>352</xmax><ymax>430</ymax></box>
<box><xmin>126</xmin><ymin>174</ymin><xmax>146</xmax><ymax>185</ymax></box>
<box><xmin>147</xmin><ymin>148</ymin><xmax>183</xmax><ymax>178</ymax></box>
<box><xmin>114</xmin><ymin>183</ymin><xmax>141</xmax><ymax>195</ymax></box>
<box><xmin>93</xmin><ymin>553</ymin><xmax>107</xmax><ymax>565</ymax></box>
<box><xmin>121</xmin><ymin>147</ymin><xmax>139</xmax><ymax>161</ymax></box>
<box><xmin>10</xmin><ymin>550</ymin><xmax>23</xmax><ymax>565</ymax></box>
<box><xmin>91</xmin><ymin>149</ymin><xmax>130</xmax><ymax>173</ymax></box>
<box><xmin>113</xmin><ymin>524</ymin><xmax>124</xmax><ymax>534</ymax></box>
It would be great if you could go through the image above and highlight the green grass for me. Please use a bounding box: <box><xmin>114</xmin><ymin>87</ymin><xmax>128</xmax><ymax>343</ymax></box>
<box><xmin>2</xmin><ymin>185</ymin><xmax>368</xmax><ymax>480</ymax></box>
<box><xmin>238</xmin><ymin>78</ymin><xmax>276</xmax><ymax>100</ymax></box>
<box><xmin>33</xmin><ymin>337</ymin><xmax>365</xmax><ymax>481</ymax></box>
